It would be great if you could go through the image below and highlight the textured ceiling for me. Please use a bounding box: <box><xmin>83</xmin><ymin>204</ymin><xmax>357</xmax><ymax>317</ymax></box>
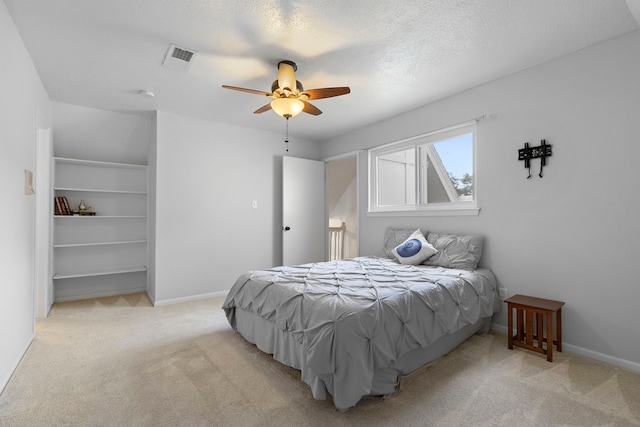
<box><xmin>5</xmin><ymin>0</ymin><xmax>639</xmax><ymax>141</ymax></box>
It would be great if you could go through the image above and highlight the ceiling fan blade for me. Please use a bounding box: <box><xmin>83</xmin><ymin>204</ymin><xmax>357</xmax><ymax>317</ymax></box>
<box><xmin>253</xmin><ymin>103</ymin><xmax>273</xmax><ymax>114</ymax></box>
<box><xmin>302</xmin><ymin>87</ymin><xmax>351</xmax><ymax>100</ymax></box>
<box><xmin>221</xmin><ymin>85</ymin><xmax>271</xmax><ymax>97</ymax></box>
<box><xmin>302</xmin><ymin>101</ymin><xmax>322</xmax><ymax>116</ymax></box>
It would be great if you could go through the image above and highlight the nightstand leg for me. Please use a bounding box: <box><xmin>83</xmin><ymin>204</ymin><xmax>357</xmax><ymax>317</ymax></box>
<box><xmin>516</xmin><ymin>308</ymin><xmax>524</xmax><ymax>343</ymax></box>
<box><xmin>556</xmin><ymin>308</ymin><xmax>562</xmax><ymax>352</ymax></box>
<box><xmin>507</xmin><ymin>303</ymin><xmax>513</xmax><ymax>350</ymax></box>
<box><xmin>536</xmin><ymin>313</ymin><xmax>543</xmax><ymax>350</ymax></box>
<box><xmin>546</xmin><ymin>312</ymin><xmax>553</xmax><ymax>362</ymax></box>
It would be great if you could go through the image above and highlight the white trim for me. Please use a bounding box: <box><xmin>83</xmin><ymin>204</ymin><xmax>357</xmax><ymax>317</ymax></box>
<box><xmin>54</xmin><ymin>187</ymin><xmax>147</xmax><ymax>194</ymax></box>
<box><xmin>53</xmin><ymin>266</ymin><xmax>147</xmax><ymax>280</ymax></box>
<box><xmin>54</xmin><ymin>216</ymin><xmax>147</xmax><ymax>219</ymax></box>
<box><xmin>54</xmin><ymin>240</ymin><xmax>147</xmax><ymax>248</ymax></box>
<box><xmin>34</xmin><ymin>109</ymin><xmax>52</xmax><ymax>319</ymax></box>
<box><xmin>152</xmin><ymin>290</ymin><xmax>229</xmax><ymax>307</ymax></box>
<box><xmin>491</xmin><ymin>323</ymin><xmax>640</xmax><ymax>373</ymax></box>
<box><xmin>0</xmin><ymin>335</ymin><xmax>34</xmax><ymax>394</ymax></box>
<box><xmin>53</xmin><ymin>157</ymin><xmax>147</xmax><ymax>169</ymax></box>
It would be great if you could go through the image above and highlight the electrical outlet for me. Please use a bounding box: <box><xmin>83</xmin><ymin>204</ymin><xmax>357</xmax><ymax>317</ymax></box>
<box><xmin>498</xmin><ymin>288</ymin><xmax>508</xmax><ymax>300</ymax></box>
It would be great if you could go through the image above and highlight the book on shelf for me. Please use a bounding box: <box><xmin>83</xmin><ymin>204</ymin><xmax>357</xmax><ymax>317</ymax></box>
<box><xmin>62</xmin><ymin>197</ymin><xmax>71</xmax><ymax>215</ymax></box>
<box><xmin>54</xmin><ymin>196</ymin><xmax>72</xmax><ymax>215</ymax></box>
<box><xmin>54</xmin><ymin>197</ymin><xmax>62</xmax><ymax>215</ymax></box>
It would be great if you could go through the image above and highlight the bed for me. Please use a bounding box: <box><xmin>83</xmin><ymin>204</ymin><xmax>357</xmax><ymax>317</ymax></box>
<box><xmin>222</xmin><ymin>228</ymin><xmax>499</xmax><ymax>411</ymax></box>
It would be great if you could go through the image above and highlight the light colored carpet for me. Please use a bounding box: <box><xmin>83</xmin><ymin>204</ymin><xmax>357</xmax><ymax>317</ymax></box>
<box><xmin>1</xmin><ymin>293</ymin><xmax>638</xmax><ymax>426</ymax></box>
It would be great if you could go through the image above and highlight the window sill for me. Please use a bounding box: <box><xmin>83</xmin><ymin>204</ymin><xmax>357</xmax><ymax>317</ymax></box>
<box><xmin>367</xmin><ymin>205</ymin><xmax>480</xmax><ymax>217</ymax></box>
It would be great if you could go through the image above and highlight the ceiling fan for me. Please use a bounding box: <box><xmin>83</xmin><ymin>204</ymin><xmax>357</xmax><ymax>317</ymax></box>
<box><xmin>222</xmin><ymin>60</ymin><xmax>350</xmax><ymax>119</ymax></box>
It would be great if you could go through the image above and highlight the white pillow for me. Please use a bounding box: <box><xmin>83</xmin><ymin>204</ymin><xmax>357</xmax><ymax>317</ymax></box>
<box><xmin>391</xmin><ymin>229</ymin><xmax>438</xmax><ymax>265</ymax></box>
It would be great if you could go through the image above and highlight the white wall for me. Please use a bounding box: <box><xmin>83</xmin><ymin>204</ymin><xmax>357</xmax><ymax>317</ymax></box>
<box><xmin>52</xmin><ymin>102</ymin><xmax>152</xmax><ymax>164</ymax></box>
<box><xmin>321</xmin><ymin>30</ymin><xmax>640</xmax><ymax>369</ymax></box>
<box><xmin>0</xmin><ymin>1</ymin><xmax>51</xmax><ymax>391</ymax></box>
<box><xmin>152</xmin><ymin>111</ymin><xmax>321</xmax><ymax>304</ymax></box>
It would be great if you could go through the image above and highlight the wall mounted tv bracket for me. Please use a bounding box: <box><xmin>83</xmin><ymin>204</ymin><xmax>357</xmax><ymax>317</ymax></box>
<box><xmin>518</xmin><ymin>139</ymin><xmax>552</xmax><ymax>178</ymax></box>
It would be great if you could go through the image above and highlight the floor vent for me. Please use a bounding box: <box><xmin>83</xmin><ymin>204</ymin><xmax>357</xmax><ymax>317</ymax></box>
<box><xmin>163</xmin><ymin>44</ymin><xmax>197</xmax><ymax>71</ymax></box>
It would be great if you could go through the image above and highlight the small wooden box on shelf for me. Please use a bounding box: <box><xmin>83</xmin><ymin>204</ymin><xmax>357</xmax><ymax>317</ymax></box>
<box><xmin>505</xmin><ymin>294</ymin><xmax>565</xmax><ymax>362</ymax></box>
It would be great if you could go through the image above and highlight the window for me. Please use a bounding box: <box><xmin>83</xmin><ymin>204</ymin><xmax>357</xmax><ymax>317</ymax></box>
<box><xmin>368</xmin><ymin>121</ymin><xmax>479</xmax><ymax>216</ymax></box>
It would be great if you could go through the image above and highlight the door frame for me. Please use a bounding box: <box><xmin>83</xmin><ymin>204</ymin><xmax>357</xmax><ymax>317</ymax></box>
<box><xmin>34</xmin><ymin>108</ymin><xmax>53</xmax><ymax>318</ymax></box>
<box><xmin>323</xmin><ymin>150</ymin><xmax>360</xmax><ymax>258</ymax></box>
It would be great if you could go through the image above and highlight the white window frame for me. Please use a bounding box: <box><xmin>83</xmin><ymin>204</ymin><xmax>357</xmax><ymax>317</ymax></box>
<box><xmin>368</xmin><ymin>120</ymin><xmax>479</xmax><ymax>217</ymax></box>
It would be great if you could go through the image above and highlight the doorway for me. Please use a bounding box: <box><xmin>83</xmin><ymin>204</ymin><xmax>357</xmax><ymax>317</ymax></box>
<box><xmin>326</xmin><ymin>154</ymin><xmax>358</xmax><ymax>260</ymax></box>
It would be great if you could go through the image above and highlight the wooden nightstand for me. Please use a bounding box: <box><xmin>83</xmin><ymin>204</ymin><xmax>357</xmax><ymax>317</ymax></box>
<box><xmin>505</xmin><ymin>294</ymin><xmax>565</xmax><ymax>362</ymax></box>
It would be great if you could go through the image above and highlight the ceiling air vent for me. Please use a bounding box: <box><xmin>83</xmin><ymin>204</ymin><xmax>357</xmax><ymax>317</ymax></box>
<box><xmin>163</xmin><ymin>44</ymin><xmax>198</xmax><ymax>72</ymax></box>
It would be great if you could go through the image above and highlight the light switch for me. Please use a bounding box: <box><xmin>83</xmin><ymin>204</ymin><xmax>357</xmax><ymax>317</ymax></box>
<box><xmin>252</xmin><ymin>200</ymin><xmax>258</xmax><ymax>209</ymax></box>
<box><xmin>24</xmin><ymin>169</ymin><xmax>35</xmax><ymax>195</ymax></box>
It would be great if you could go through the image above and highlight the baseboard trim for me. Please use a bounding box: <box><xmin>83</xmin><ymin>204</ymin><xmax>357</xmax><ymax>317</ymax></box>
<box><xmin>1</xmin><ymin>334</ymin><xmax>34</xmax><ymax>395</ymax></box>
<box><xmin>491</xmin><ymin>323</ymin><xmax>640</xmax><ymax>373</ymax></box>
<box><xmin>153</xmin><ymin>290</ymin><xmax>228</xmax><ymax>307</ymax></box>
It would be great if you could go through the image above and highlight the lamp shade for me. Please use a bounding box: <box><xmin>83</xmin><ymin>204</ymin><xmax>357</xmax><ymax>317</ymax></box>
<box><xmin>271</xmin><ymin>98</ymin><xmax>304</xmax><ymax>118</ymax></box>
<box><xmin>277</xmin><ymin>61</ymin><xmax>297</xmax><ymax>91</ymax></box>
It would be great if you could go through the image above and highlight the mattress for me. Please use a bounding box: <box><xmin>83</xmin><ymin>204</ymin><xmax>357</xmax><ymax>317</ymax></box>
<box><xmin>223</xmin><ymin>256</ymin><xmax>499</xmax><ymax>411</ymax></box>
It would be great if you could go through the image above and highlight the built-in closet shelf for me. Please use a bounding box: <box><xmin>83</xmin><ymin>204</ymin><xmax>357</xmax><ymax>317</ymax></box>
<box><xmin>54</xmin><ymin>215</ymin><xmax>147</xmax><ymax>219</ymax></box>
<box><xmin>54</xmin><ymin>240</ymin><xmax>147</xmax><ymax>248</ymax></box>
<box><xmin>54</xmin><ymin>157</ymin><xmax>147</xmax><ymax>169</ymax></box>
<box><xmin>52</xmin><ymin>156</ymin><xmax>149</xmax><ymax>302</ymax></box>
<box><xmin>54</xmin><ymin>187</ymin><xmax>147</xmax><ymax>194</ymax></box>
<box><xmin>53</xmin><ymin>266</ymin><xmax>148</xmax><ymax>280</ymax></box>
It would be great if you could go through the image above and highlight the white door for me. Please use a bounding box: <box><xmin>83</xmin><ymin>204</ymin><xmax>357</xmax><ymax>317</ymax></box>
<box><xmin>282</xmin><ymin>156</ymin><xmax>325</xmax><ymax>266</ymax></box>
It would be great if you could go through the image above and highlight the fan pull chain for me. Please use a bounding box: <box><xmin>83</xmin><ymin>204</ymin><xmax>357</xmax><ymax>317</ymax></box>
<box><xmin>285</xmin><ymin>117</ymin><xmax>289</xmax><ymax>152</ymax></box>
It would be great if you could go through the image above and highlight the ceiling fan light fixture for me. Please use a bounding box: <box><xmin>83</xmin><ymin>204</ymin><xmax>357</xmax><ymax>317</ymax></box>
<box><xmin>271</xmin><ymin>98</ymin><xmax>304</xmax><ymax>118</ymax></box>
<box><xmin>277</xmin><ymin>61</ymin><xmax>297</xmax><ymax>92</ymax></box>
<box><xmin>222</xmin><ymin>60</ymin><xmax>349</xmax><ymax>119</ymax></box>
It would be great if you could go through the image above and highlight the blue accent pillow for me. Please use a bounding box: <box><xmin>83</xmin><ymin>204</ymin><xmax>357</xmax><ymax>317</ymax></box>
<box><xmin>391</xmin><ymin>229</ymin><xmax>438</xmax><ymax>265</ymax></box>
<box><xmin>397</xmin><ymin>238</ymin><xmax>422</xmax><ymax>257</ymax></box>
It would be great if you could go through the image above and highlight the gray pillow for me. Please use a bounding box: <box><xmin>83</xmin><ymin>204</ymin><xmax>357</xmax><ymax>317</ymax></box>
<box><xmin>382</xmin><ymin>227</ymin><xmax>427</xmax><ymax>258</ymax></box>
<box><xmin>422</xmin><ymin>233</ymin><xmax>484</xmax><ymax>271</ymax></box>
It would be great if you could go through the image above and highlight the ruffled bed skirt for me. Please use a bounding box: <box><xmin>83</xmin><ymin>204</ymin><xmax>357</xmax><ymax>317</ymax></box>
<box><xmin>231</xmin><ymin>307</ymin><xmax>491</xmax><ymax>410</ymax></box>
